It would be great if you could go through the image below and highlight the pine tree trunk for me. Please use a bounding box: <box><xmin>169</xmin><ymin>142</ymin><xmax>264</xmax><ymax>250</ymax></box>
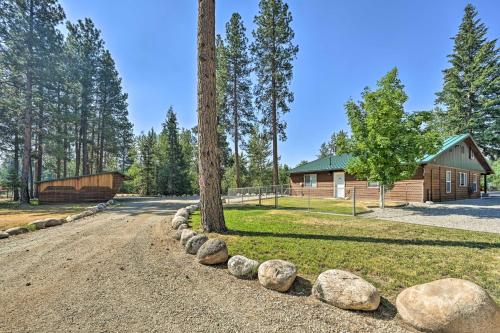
<box><xmin>35</xmin><ymin>107</ymin><xmax>43</xmax><ymax>197</ymax></box>
<box><xmin>20</xmin><ymin>0</ymin><xmax>34</xmax><ymax>204</ymax></box>
<box><xmin>81</xmin><ymin>85</ymin><xmax>89</xmax><ymax>175</ymax></box>
<box><xmin>75</xmin><ymin>123</ymin><xmax>80</xmax><ymax>176</ymax></box>
<box><xmin>63</xmin><ymin>122</ymin><xmax>68</xmax><ymax>178</ymax></box>
<box><xmin>13</xmin><ymin>131</ymin><xmax>19</xmax><ymax>201</ymax></box>
<box><xmin>197</xmin><ymin>0</ymin><xmax>226</xmax><ymax>232</ymax></box>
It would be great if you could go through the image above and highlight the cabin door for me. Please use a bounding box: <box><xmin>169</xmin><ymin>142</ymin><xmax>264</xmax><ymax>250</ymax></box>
<box><xmin>334</xmin><ymin>172</ymin><xmax>345</xmax><ymax>198</ymax></box>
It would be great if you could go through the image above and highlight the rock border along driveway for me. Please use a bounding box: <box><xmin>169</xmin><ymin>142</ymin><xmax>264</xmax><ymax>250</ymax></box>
<box><xmin>0</xmin><ymin>198</ymin><xmax>410</xmax><ymax>333</ymax></box>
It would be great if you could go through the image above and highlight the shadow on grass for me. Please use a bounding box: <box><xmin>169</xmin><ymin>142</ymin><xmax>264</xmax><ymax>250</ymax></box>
<box><xmin>225</xmin><ymin>230</ymin><xmax>499</xmax><ymax>249</ymax></box>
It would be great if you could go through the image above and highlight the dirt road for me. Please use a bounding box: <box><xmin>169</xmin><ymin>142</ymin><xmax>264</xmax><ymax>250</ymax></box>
<box><xmin>0</xmin><ymin>198</ymin><xmax>411</xmax><ymax>333</ymax></box>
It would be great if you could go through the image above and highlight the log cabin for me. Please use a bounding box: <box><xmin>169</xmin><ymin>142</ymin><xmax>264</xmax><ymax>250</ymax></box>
<box><xmin>289</xmin><ymin>134</ymin><xmax>493</xmax><ymax>202</ymax></box>
<box><xmin>36</xmin><ymin>171</ymin><xmax>128</xmax><ymax>204</ymax></box>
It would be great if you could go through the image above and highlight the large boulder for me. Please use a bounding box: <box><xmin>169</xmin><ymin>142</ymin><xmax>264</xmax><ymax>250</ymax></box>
<box><xmin>171</xmin><ymin>216</ymin><xmax>187</xmax><ymax>229</ymax></box>
<box><xmin>175</xmin><ymin>208</ymin><xmax>189</xmax><ymax>219</ymax></box>
<box><xmin>0</xmin><ymin>232</ymin><xmax>9</xmax><ymax>239</ymax></box>
<box><xmin>28</xmin><ymin>219</ymin><xmax>47</xmax><ymax>229</ymax></box>
<box><xmin>228</xmin><ymin>255</ymin><xmax>259</xmax><ymax>279</ymax></box>
<box><xmin>180</xmin><ymin>229</ymin><xmax>196</xmax><ymax>247</ymax></box>
<box><xmin>173</xmin><ymin>224</ymin><xmax>188</xmax><ymax>240</ymax></box>
<box><xmin>196</xmin><ymin>239</ymin><xmax>228</xmax><ymax>265</ymax></box>
<box><xmin>185</xmin><ymin>234</ymin><xmax>209</xmax><ymax>255</ymax></box>
<box><xmin>44</xmin><ymin>218</ymin><xmax>64</xmax><ymax>227</ymax></box>
<box><xmin>396</xmin><ymin>278</ymin><xmax>500</xmax><ymax>333</ymax></box>
<box><xmin>312</xmin><ymin>269</ymin><xmax>380</xmax><ymax>311</ymax></box>
<box><xmin>258</xmin><ymin>260</ymin><xmax>297</xmax><ymax>292</ymax></box>
<box><xmin>5</xmin><ymin>227</ymin><xmax>29</xmax><ymax>236</ymax></box>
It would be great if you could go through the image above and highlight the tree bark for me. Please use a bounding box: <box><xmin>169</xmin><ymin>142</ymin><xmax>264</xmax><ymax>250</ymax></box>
<box><xmin>20</xmin><ymin>0</ymin><xmax>34</xmax><ymax>204</ymax></box>
<box><xmin>13</xmin><ymin>131</ymin><xmax>19</xmax><ymax>201</ymax></box>
<box><xmin>75</xmin><ymin>122</ymin><xmax>80</xmax><ymax>176</ymax></box>
<box><xmin>35</xmin><ymin>106</ymin><xmax>43</xmax><ymax>197</ymax></box>
<box><xmin>197</xmin><ymin>0</ymin><xmax>226</xmax><ymax>232</ymax></box>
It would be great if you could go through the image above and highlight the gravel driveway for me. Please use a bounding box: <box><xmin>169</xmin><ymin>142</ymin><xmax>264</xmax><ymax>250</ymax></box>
<box><xmin>362</xmin><ymin>193</ymin><xmax>500</xmax><ymax>234</ymax></box>
<box><xmin>0</xmin><ymin>198</ymin><xmax>412</xmax><ymax>333</ymax></box>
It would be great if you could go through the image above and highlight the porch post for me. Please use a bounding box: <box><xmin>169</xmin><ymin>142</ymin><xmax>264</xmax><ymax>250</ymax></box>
<box><xmin>484</xmin><ymin>174</ymin><xmax>488</xmax><ymax>194</ymax></box>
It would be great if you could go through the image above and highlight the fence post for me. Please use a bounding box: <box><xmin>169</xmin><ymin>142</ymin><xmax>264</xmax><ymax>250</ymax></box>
<box><xmin>308</xmin><ymin>188</ymin><xmax>311</xmax><ymax>212</ymax></box>
<box><xmin>274</xmin><ymin>186</ymin><xmax>278</xmax><ymax>209</ymax></box>
<box><xmin>241</xmin><ymin>191</ymin><xmax>243</xmax><ymax>206</ymax></box>
<box><xmin>352</xmin><ymin>187</ymin><xmax>356</xmax><ymax>216</ymax></box>
<box><xmin>259</xmin><ymin>187</ymin><xmax>262</xmax><ymax>206</ymax></box>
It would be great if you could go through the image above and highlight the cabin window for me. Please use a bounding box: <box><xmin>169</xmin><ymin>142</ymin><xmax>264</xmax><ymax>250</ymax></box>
<box><xmin>445</xmin><ymin>171</ymin><xmax>452</xmax><ymax>193</ymax></box>
<box><xmin>304</xmin><ymin>174</ymin><xmax>317</xmax><ymax>188</ymax></box>
<box><xmin>368</xmin><ymin>181</ymin><xmax>380</xmax><ymax>188</ymax></box>
<box><xmin>459</xmin><ymin>172</ymin><xmax>468</xmax><ymax>187</ymax></box>
<box><xmin>472</xmin><ymin>174</ymin><xmax>478</xmax><ymax>192</ymax></box>
<box><xmin>460</xmin><ymin>146</ymin><xmax>465</xmax><ymax>154</ymax></box>
<box><xmin>469</xmin><ymin>148</ymin><xmax>475</xmax><ymax>160</ymax></box>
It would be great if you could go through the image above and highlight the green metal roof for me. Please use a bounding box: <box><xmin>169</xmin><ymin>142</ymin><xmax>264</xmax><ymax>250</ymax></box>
<box><xmin>289</xmin><ymin>153</ymin><xmax>352</xmax><ymax>174</ymax></box>
<box><xmin>290</xmin><ymin>133</ymin><xmax>492</xmax><ymax>174</ymax></box>
<box><xmin>420</xmin><ymin>133</ymin><xmax>470</xmax><ymax>163</ymax></box>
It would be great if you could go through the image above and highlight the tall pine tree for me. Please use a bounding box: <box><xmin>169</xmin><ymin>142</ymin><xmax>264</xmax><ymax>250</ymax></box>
<box><xmin>158</xmin><ymin>107</ymin><xmax>190</xmax><ymax>195</ymax></box>
<box><xmin>222</xmin><ymin>13</ymin><xmax>255</xmax><ymax>188</ymax></box>
<box><xmin>251</xmin><ymin>0</ymin><xmax>298</xmax><ymax>185</ymax></box>
<box><xmin>435</xmin><ymin>4</ymin><xmax>499</xmax><ymax>158</ymax></box>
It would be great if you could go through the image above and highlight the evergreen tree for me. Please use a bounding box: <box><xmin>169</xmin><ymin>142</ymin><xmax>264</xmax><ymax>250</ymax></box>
<box><xmin>247</xmin><ymin>125</ymin><xmax>272</xmax><ymax>186</ymax></box>
<box><xmin>435</xmin><ymin>4</ymin><xmax>499</xmax><ymax>158</ymax></box>
<box><xmin>222</xmin><ymin>13</ymin><xmax>255</xmax><ymax>188</ymax></box>
<box><xmin>158</xmin><ymin>107</ymin><xmax>190</xmax><ymax>195</ymax></box>
<box><xmin>251</xmin><ymin>0</ymin><xmax>298</xmax><ymax>185</ymax></box>
<box><xmin>66</xmin><ymin>18</ymin><xmax>103</xmax><ymax>176</ymax></box>
<box><xmin>215</xmin><ymin>35</ymin><xmax>232</xmax><ymax>187</ymax></box>
<box><xmin>317</xmin><ymin>130</ymin><xmax>351</xmax><ymax>158</ymax></box>
<box><xmin>137</xmin><ymin>129</ymin><xmax>157</xmax><ymax>195</ymax></box>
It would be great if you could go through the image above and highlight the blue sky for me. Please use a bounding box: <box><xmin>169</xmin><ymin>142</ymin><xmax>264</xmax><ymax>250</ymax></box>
<box><xmin>60</xmin><ymin>0</ymin><xmax>499</xmax><ymax>167</ymax></box>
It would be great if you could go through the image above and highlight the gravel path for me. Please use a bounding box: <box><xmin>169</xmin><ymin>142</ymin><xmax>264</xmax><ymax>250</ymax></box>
<box><xmin>0</xmin><ymin>198</ymin><xmax>413</xmax><ymax>333</ymax></box>
<box><xmin>362</xmin><ymin>194</ymin><xmax>500</xmax><ymax>234</ymax></box>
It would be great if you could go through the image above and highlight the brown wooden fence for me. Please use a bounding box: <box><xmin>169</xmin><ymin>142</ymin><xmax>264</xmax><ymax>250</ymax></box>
<box><xmin>37</xmin><ymin>172</ymin><xmax>128</xmax><ymax>204</ymax></box>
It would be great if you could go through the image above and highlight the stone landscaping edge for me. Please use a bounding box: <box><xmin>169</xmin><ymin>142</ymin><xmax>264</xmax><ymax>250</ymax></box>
<box><xmin>0</xmin><ymin>199</ymin><xmax>116</xmax><ymax>240</ymax></box>
<box><xmin>170</xmin><ymin>204</ymin><xmax>500</xmax><ymax>333</ymax></box>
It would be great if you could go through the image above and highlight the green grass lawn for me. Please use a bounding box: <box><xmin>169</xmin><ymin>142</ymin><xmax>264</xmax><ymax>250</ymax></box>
<box><xmin>190</xmin><ymin>206</ymin><xmax>500</xmax><ymax>303</ymax></box>
<box><xmin>232</xmin><ymin>196</ymin><xmax>369</xmax><ymax>215</ymax></box>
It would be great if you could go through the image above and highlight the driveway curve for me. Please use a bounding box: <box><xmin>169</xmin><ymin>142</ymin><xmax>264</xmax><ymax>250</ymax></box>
<box><xmin>0</xmin><ymin>198</ymin><xmax>412</xmax><ymax>333</ymax></box>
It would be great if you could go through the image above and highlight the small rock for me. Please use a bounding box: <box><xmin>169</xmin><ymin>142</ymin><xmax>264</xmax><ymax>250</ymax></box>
<box><xmin>197</xmin><ymin>239</ymin><xmax>229</xmax><ymax>265</ymax></box>
<box><xmin>258</xmin><ymin>260</ymin><xmax>297</xmax><ymax>292</ymax></box>
<box><xmin>26</xmin><ymin>282</ymin><xmax>31</xmax><ymax>286</ymax></box>
<box><xmin>96</xmin><ymin>203</ymin><xmax>106</xmax><ymax>211</ymax></box>
<box><xmin>185</xmin><ymin>234</ymin><xmax>208</xmax><ymax>255</ymax></box>
<box><xmin>180</xmin><ymin>229</ymin><xmax>196</xmax><ymax>247</ymax></box>
<box><xmin>396</xmin><ymin>278</ymin><xmax>500</xmax><ymax>333</ymax></box>
<box><xmin>175</xmin><ymin>208</ymin><xmax>189</xmax><ymax>219</ymax></box>
<box><xmin>171</xmin><ymin>215</ymin><xmax>187</xmax><ymax>229</ymax></box>
<box><xmin>5</xmin><ymin>227</ymin><xmax>29</xmax><ymax>236</ymax></box>
<box><xmin>173</xmin><ymin>224</ymin><xmax>188</xmax><ymax>240</ymax></box>
<box><xmin>228</xmin><ymin>255</ymin><xmax>259</xmax><ymax>279</ymax></box>
<box><xmin>0</xmin><ymin>232</ymin><xmax>9</xmax><ymax>239</ymax></box>
<box><xmin>312</xmin><ymin>269</ymin><xmax>380</xmax><ymax>311</ymax></box>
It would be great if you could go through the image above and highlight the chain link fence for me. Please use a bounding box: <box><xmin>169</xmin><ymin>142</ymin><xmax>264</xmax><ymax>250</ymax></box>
<box><xmin>225</xmin><ymin>185</ymin><xmax>364</xmax><ymax>216</ymax></box>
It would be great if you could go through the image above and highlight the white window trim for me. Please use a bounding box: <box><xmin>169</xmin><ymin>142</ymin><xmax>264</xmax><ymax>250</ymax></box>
<box><xmin>472</xmin><ymin>174</ymin><xmax>478</xmax><ymax>192</ymax></box>
<box><xmin>304</xmin><ymin>174</ymin><xmax>317</xmax><ymax>188</ymax></box>
<box><xmin>445</xmin><ymin>171</ymin><xmax>452</xmax><ymax>194</ymax></box>
<box><xmin>459</xmin><ymin>172</ymin><xmax>468</xmax><ymax>187</ymax></box>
